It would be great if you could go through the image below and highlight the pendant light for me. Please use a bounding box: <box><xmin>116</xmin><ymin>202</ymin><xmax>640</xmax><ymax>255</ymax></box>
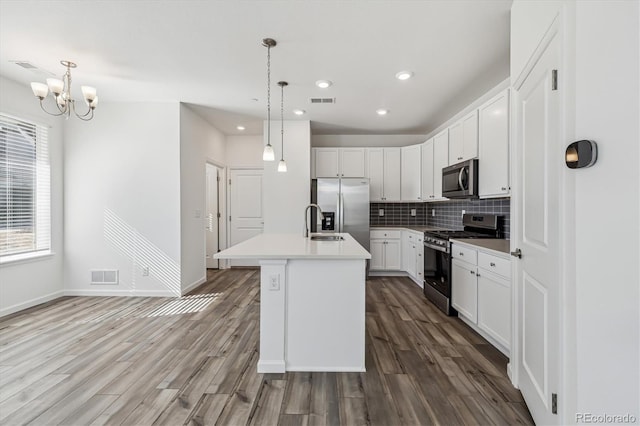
<box><xmin>277</xmin><ymin>81</ymin><xmax>288</xmax><ymax>172</ymax></box>
<box><xmin>262</xmin><ymin>38</ymin><xmax>276</xmax><ymax>161</ymax></box>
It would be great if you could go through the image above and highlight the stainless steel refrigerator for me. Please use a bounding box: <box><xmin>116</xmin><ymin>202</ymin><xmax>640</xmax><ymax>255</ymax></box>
<box><xmin>311</xmin><ymin>178</ymin><xmax>370</xmax><ymax>252</ymax></box>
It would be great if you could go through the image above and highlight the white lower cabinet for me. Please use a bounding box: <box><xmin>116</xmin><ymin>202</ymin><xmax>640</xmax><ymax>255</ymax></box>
<box><xmin>451</xmin><ymin>242</ymin><xmax>511</xmax><ymax>355</ymax></box>
<box><xmin>451</xmin><ymin>258</ymin><xmax>478</xmax><ymax>322</ymax></box>
<box><xmin>374</xmin><ymin>229</ymin><xmax>423</xmax><ymax>287</ymax></box>
<box><xmin>370</xmin><ymin>230</ymin><xmax>401</xmax><ymax>271</ymax></box>
<box><xmin>401</xmin><ymin>230</ymin><xmax>424</xmax><ymax>287</ymax></box>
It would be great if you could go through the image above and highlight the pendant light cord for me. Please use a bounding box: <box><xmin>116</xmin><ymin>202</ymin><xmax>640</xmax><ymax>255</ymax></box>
<box><xmin>280</xmin><ymin>83</ymin><xmax>284</xmax><ymax>160</ymax></box>
<box><xmin>266</xmin><ymin>44</ymin><xmax>271</xmax><ymax>146</ymax></box>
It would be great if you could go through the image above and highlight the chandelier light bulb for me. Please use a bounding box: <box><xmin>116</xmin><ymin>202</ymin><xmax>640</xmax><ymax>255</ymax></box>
<box><xmin>30</xmin><ymin>82</ymin><xmax>48</xmax><ymax>99</ymax></box>
<box><xmin>81</xmin><ymin>86</ymin><xmax>97</xmax><ymax>103</ymax></box>
<box><xmin>46</xmin><ymin>78</ymin><xmax>64</xmax><ymax>96</ymax></box>
<box><xmin>278</xmin><ymin>159</ymin><xmax>287</xmax><ymax>172</ymax></box>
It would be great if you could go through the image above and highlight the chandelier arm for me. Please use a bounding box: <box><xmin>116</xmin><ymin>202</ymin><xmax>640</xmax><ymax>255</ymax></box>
<box><xmin>40</xmin><ymin>99</ymin><xmax>66</xmax><ymax>116</ymax></box>
<box><xmin>71</xmin><ymin>101</ymin><xmax>93</xmax><ymax>118</ymax></box>
<box><xmin>74</xmin><ymin>108</ymin><xmax>94</xmax><ymax>121</ymax></box>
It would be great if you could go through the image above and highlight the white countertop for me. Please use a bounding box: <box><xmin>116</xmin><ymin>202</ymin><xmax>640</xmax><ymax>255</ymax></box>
<box><xmin>451</xmin><ymin>238</ymin><xmax>511</xmax><ymax>256</ymax></box>
<box><xmin>214</xmin><ymin>233</ymin><xmax>371</xmax><ymax>260</ymax></box>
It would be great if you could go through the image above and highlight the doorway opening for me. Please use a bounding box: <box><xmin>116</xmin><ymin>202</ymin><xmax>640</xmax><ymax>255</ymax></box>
<box><xmin>206</xmin><ymin>163</ymin><xmax>223</xmax><ymax>269</ymax></box>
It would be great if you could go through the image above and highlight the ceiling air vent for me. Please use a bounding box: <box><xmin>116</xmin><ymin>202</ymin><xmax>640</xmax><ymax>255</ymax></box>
<box><xmin>310</xmin><ymin>98</ymin><xmax>336</xmax><ymax>104</ymax></box>
<box><xmin>10</xmin><ymin>60</ymin><xmax>55</xmax><ymax>76</ymax></box>
<box><xmin>12</xmin><ymin>61</ymin><xmax>38</xmax><ymax>69</ymax></box>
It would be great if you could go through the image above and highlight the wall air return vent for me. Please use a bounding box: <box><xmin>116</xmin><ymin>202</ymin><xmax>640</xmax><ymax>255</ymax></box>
<box><xmin>91</xmin><ymin>270</ymin><xmax>119</xmax><ymax>285</ymax></box>
<box><xmin>310</xmin><ymin>98</ymin><xmax>336</xmax><ymax>104</ymax></box>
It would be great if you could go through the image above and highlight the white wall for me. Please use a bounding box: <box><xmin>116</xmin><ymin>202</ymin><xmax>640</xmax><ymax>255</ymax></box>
<box><xmin>64</xmin><ymin>102</ymin><xmax>182</xmax><ymax>297</ymax></box>
<box><xmin>226</xmin><ymin>135</ymin><xmax>263</xmax><ymax>168</ymax></box>
<box><xmin>573</xmin><ymin>0</ymin><xmax>639</xmax><ymax>417</ymax></box>
<box><xmin>179</xmin><ymin>104</ymin><xmax>226</xmax><ymax>293</ymax></box>
<box><xmin>0</xmin><ymin>77</ymin><xmax>65</xmax><ymax>316</ymax></box>
<box><xmin>263</xmin><ymin>120</ymin><xmax>311</xmax><ymax>234</ymax></box>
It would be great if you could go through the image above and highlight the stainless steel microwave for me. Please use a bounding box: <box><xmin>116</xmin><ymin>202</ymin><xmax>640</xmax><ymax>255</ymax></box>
<box><xmin>442</xmin><ymin>159</ymin><xmax>479</xmax><ymax>199</ymax></box>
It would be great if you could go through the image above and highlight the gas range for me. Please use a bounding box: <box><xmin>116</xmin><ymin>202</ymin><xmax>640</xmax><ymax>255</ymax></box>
<box><xmin>422</xmin><ymin>213</ymin><xmax>503</xmax><ymax>315</ymax></box>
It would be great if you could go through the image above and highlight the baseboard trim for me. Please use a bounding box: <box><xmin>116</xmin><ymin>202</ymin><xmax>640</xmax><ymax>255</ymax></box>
<box><xmin>0</xmin><ymin>290</ymin><xmax>65</xmax><ymax>318</ymax></box>
<box><xmin>285</xmin><ymin>365</ymin><xmax>366</xmax><ymax>372</ymax></box>
<box><xmin>182</xmin><ymin>276</ymin><xmax>206</xmax><ymax>295</ymax></box>
<box><xmin>257</xmin><ymin>360</ymin><xmax>286</xmax><ymax>373</ymax></box>
<box><xmin>64</xmin><ymin>288</ymin><xmax>177</xmax><ymax>298</ymax></box>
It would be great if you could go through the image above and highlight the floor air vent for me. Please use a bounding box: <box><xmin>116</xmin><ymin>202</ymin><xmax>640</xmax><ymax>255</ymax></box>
<box><xmin>310</xmin><ymin>97</ymin><xmax>336</xmax><ymax>104</ymax></box>
<box><xmin>91</xmin><ymin>270</ymin><xmax>119</xmax><ymax>285</ymax></box>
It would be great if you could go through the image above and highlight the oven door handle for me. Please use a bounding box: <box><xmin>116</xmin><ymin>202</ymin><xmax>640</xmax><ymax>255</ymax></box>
<box><xmin>424</xmin><ymin>241</ymin><xmax>449</xmax><ymax>253</ymax></box>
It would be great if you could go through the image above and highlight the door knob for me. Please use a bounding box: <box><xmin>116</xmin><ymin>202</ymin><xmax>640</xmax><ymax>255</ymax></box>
<box><xmin>510</xmin><ymin>248</ymin><xmax>522</xmax><ymax>259</ymax></box>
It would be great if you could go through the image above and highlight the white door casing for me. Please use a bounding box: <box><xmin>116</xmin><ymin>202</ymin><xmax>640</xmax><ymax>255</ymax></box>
<box><xmin>229</xmin><ymin>168</ymin><xmax>264</xmax><ymax>267</ymax></box>
<box><xmin>205</xmin><ymin>163</ymin><xmax>220</xmax><ymax>269</ymax></box>
<box><xmin>513</xmin><ymin>28</ymin><xmax>561</xmax><ymax>426</ymax></box>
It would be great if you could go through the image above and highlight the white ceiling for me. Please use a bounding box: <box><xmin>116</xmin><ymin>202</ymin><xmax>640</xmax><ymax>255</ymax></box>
<box><xmin>0</xmin><ymin>0</ymin><xmax>512</xmax><ymax>136</ymax></box>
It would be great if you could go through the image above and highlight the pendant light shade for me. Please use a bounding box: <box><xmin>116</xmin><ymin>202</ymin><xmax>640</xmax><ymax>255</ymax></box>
<box><xmin>262</xmin><ymin>38</ymin><xmax>276</xmax><ymax>161</ymax></box>
<box><xmin>263</xmin><ymin>144</ymin><xmax>275</xmax><ymax>161</ymax></box>
<box><xmin>277</xmin><ymin>81</ymin><xmax>288</xmax><ymax>173</ymax></box>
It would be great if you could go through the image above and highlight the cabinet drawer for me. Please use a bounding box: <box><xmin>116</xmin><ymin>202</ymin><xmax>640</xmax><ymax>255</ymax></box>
<box><xmin>478</xmin><ymin>252</ymin><xmax>511</xmax><ymax>278</ymax></box>
<box><xmin>371</xmin><ymin>230</ymin><xmax>401</xmax><ymax>239</ymax></box>
<box><xmin>452</xmin><ymin>245</ymin><xmax>477</xmax><ymax>264</ymax></box>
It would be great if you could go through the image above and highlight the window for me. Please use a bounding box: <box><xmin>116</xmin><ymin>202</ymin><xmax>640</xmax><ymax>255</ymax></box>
<box><xmin>0</xmin><ymin>113</ymin><xmax>50</xmax><ymax>259</ymax></box>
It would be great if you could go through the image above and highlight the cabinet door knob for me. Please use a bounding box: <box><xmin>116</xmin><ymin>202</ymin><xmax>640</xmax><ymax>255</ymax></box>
<box><xmin>501</xmin><ymin>187</ymin><xmax>507</xmax><ymax>191</ymax></box>
<box><xmin>476</xmin><ymin>273</ymin><xmax>481</xmax><ymax>277</ymax></box>
<box><xmin>490</xmin><ymin>262</ymin><xmax>496</xmax><ymax>267</ymax></box>
<box><xmin>459</xmin><ymin>252</ymin><xmax>464</xmax><ymax>256</ymax></box>
<box><xmin>458</xmin><ymin>156</ymin><xmax>463</xmax><ymax>160</ymax></box>
<box><xmin>470</xmin><ymin>270</ymin><xmax>475</xmax><ymax>275</ymax></box>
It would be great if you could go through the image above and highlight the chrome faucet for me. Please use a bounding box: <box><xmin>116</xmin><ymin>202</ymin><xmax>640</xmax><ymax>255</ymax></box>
<box><xmin>304</xmin><ymin>204</ymin><xmax>325</xmax><ymax>238</ymax></box>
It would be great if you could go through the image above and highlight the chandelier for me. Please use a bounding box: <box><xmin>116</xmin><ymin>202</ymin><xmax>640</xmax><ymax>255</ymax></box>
<box><xmin>30</xmin><ymin>60</ymin><xmax>98</xmax><ymax>121</ymax></box>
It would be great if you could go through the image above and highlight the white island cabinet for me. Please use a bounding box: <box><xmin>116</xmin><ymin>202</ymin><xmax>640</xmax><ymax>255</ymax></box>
<box><xmin>214</xmin><ymin>233</ymin><xmax>370</xmax><ymax>373</ymax></box>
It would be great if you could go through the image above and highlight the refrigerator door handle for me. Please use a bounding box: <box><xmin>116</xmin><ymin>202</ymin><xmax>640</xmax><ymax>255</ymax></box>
<box><xmin>340</xmin><ymin>193</ymin><xmax>345</xmax><ymax>232</ymax></box>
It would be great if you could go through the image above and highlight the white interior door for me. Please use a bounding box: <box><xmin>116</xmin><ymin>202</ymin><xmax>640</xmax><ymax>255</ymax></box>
<box><xmin>229</xmin><ymin>168</ymin><xmax>264</xmax><ymax>267</ymax></box>
<box><xmin>513</xmin><ymin>32</ymin><xmax>560</xmax><ymax>425</ymax></box>
<box><xmin>205</xmin><ymin>164</ymin><xmax>221</xmax><ymax>269</ymax></box>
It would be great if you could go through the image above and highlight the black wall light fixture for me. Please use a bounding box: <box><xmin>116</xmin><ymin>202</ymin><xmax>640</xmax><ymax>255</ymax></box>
<box><xmin>566</xmin><ymin>140</ymin><xmax>598</xmax><ymax>169</ymax></box>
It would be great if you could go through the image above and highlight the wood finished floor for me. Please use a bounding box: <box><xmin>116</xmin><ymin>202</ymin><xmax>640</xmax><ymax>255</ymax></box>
<box><xmin>0</xmin><ymin>269</ymin><xmax>533</xmax><ymax>426</ymax></box>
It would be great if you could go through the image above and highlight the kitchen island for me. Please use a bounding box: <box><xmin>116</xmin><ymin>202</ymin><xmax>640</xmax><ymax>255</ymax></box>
<box><xmin>214</xmin><ymin>233</ymin><xmax>371</xmax><ymax>373</ymax></box>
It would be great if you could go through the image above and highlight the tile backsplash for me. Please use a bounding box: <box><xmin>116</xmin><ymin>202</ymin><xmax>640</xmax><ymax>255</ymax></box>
<box><xmin>370</xmin><ymin>198</ymin><xmax>511</xmax><ymax>239</ymax></box>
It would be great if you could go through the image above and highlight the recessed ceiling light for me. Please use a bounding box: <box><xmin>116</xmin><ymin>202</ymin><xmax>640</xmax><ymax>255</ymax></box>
<box><xmin>236</xmin><ymin>125</ymin><xmax>246</xmax><ymax>131</ymax></box>
<box><xmin>376</xmin><ymin>109</ymin><xmax>389</xmax><ymax>116</ymax></box>
<box><xmin>293</xmin><ymin>109</ymin><xmax>306</xmax><ymax>116</ymax></box>
<box><xmin>395</xmin><ymin>71</ymin><xmax>414</xmax><ymax>81</ymax></box>
<box><xmin>315</xmin><ymin>80</ymin><xmax>332</xmax><ymax>89</ymax></box>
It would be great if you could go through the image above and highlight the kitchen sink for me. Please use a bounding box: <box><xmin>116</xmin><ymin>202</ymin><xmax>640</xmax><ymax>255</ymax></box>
<box><xmin>310</xmin><ymin>235</ymin><xmax>344</xmax><ymax>241</ymax></box>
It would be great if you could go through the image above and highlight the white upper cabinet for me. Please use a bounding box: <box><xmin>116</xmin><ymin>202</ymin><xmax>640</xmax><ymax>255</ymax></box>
<box><xmin>421</xmin><ymin>139</ymin><xmax>435</xmax><ymax>201</ymax></box>
<box><xmin>312</xmin><ymin>147</ymin><xmax>366</xmax><ymax>178</ymax></box>
<box><xmin>478</xmin><ymin>89</ymin><xmax>510</xmax><ymax>198</ymax></box>
<box><xmin>340</xmin><ymin>148</ymin><xmax>367</xmax><ymax>177</ymax></box>
<box><xmin>313</xmin><ymin>148</ymin><xmax>339</xmax><ymax>177</ymax></box>
<box><xmin>368</xmin><ymin>148</ymin><xmax>384</xmax><ymax>201</ymax></box>
<box><xmin>449</xmin><ymin>110</ymin><xmax>479</xmax><ymax>164</ymax></box>
<box><xmin>382</xmin><ymin>148</ymin><xmax>401</xmax><ymax>202</ymax></box>
<box><xmin>401</xmin><ymin>144</ymin><xmax>422</xmax><ymax>201</ymax></box>
<box><xmin>433</xmin><ymin>130</ymin><xmax>449</xmax><ymax>200</ymax></box>
<box><xmin>368</xmin><ymin>148</ymin><xmax>401</xmax><ymax>202</ymax></box>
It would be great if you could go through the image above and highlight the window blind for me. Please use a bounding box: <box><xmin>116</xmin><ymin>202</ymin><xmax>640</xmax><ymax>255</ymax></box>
<box><xmin>0</xmin><ymin>113</ymin><xmax>50</xmax><ymax>257</ymax></box>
